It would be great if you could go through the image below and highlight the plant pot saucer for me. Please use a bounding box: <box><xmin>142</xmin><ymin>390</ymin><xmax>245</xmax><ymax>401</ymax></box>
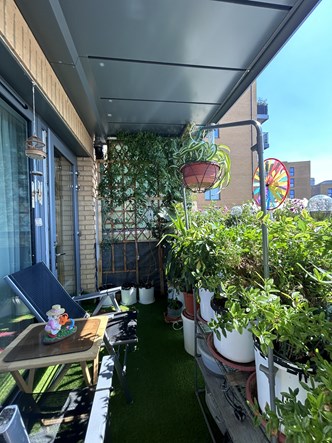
<box><xmin>164</xmin><ymin>312</ymin><xmax>182</xmax><ymax>323</ymax></box>
<box><xmin>197</xmin><ymin>309</ymin><xmax>207</xmax><ymax>324</ymax></box>
<box><xmin>206</xmin><ymin>333</ymin><xmax>255</xmax><ymax>372</ymax></box>
<box><xmin>246</xmin><ymin>372</ymin><xmax>286</xmax><ymax>443</ymax></box>
<box><xmin>163</xmin><ymin>313</ymin><xmax>183</xmax><ymax>330</ymax></box>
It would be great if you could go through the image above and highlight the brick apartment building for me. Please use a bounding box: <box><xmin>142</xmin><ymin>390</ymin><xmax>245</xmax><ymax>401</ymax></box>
<box><xmin>282</xmin><ymin>161</ymin><xmax>311</xmax><ymax>200</ymax></box>
<box><xmin>195</xmin><ymin>83</ymin><xmax>264</xmax><ymax>209</ymax></box>
<box><xmin>312</xmin><ymin>180</ymin><xmax>332</xmax><ymax>198</ymax></box>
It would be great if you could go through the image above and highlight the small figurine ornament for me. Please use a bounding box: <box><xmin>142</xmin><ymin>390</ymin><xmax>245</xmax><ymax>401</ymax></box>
<box><xmin>43</xmin><ymin>304</ymin><xmax>77</xmax><ymax>344</ymax></box>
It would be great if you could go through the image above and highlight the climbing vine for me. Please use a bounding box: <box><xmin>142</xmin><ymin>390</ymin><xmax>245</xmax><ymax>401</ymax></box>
<box><xmin>98</xmin><ymin>132</ymin><xmax>184</xmax><ymax>243</ymax></box>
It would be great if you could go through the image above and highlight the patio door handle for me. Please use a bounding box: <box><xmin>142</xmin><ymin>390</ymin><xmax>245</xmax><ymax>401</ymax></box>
<box><xmin>56</xmin><ymin>253</ymin><xmax>66</xmax><ymax>257</ymax></box>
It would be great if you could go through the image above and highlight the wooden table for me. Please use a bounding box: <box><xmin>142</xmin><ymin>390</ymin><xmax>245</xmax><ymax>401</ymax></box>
<box><xmin>0</xmin><ymin>316</ymin><xmax>108</xmax><ymax>393</ymax></box>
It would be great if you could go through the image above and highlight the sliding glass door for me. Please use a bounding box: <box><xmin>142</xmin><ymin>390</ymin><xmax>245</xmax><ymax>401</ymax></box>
<box><xmin>49</xmin><ymin>133</ymin><xmax>80</xmax><ymax>295</ymax></box>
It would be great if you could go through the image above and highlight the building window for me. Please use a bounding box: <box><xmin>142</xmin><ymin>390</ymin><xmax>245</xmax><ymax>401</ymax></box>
<box><xmin>290</xmin><ymin>178</ymin><xmax>295</xmax><ymax>187</ymax></box>
<box><xmin>289</xmin><ymin>189</ymin><xmax>295</xmax><ymax>198</ymax></box>
<box><xmin>328</xmin><ymin>188</ymin><xmax>332</xmax><ymax>197</ymax></box>
<box><xmin>289</xmin><ymin>167</ymin><xmax>294</xmax><ymax>176</ymax></box>
<box><xmin>205</xmin><ymin>187</ymin><xmax>220</xmax><ymax>201</ymax></box>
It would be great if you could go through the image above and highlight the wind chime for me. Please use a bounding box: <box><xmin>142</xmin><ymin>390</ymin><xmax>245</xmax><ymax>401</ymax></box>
<box><xmin>25</xmin><ymin>81</ymin><xmax>46</xmax><ymax>210</ymax></box>
<box><xmin>25</xmin><ymin>82</ymin><xmax>46</xmax><ymax>160</ymax></box>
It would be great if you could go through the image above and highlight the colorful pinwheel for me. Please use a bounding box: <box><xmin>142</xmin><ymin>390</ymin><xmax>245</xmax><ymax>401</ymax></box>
<box><xmin>253</xmin><ymin>158</ymin><xmax>290</xmax><ymax>210</ymax></box>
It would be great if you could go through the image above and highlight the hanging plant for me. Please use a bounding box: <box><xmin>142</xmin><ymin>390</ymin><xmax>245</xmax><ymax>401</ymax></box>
<box><xmin>174</xmin><ymin>122</ymin><xmax>231</xmax><ymax>192</ymax></box>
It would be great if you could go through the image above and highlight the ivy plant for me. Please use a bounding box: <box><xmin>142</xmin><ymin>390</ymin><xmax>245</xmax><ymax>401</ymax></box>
<box><xmin>98</xmin><ymin>132</ymin><xmax>184</xmax><ymax>243</ymax></box>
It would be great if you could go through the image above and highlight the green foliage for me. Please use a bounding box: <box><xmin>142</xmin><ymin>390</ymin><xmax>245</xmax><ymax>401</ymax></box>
<box><xmin>173</xmin><ymin>123</ymin><xmax>231</xmax><ymax>189</ymax></box>
<box><xmin>167</xmin><ymin>297</ymin><xmax>183</xmax><ymax>310</ymax></box>
<box><xmin>163</xmin><ymin>199</ymin><xmax>332</xmax><ymax>439</ymax></box>
<box><xmin>98</xmin><ymin>132</ymin><xmax>184</xmax><ymax>242</ymax></box>
<box><xmin>267</xmin><ymin>209</ymin><xmax>332</xmax><ymax>306</ymax></box>
<box><xmin>264</xmin><ymin>354</ymin><xmax>332</xmax><ymax>442</ymax></box>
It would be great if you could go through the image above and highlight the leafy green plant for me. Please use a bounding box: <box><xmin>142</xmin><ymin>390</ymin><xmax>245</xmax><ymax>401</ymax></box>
<box><xmin>167</xmin><ymin>297</ymin><xmax>183</xmax><ymax>310</ymax></box>
<box><xmin>99</xmin><ymin>132</ymin><xmax>184</xmax><ymax>244</ymax></box>
<box><xmin>213</xmin><ymin>278</ymin><xmax>332</xmax><ymax>363</ymax></box>
<box><xmin>174</xmin><ymin>123</ymin><xmax>231</xmax><ymax>189</ymax></box>
<box><xmin>263</xmin><ymin>353</ymin><xmax>332</xmax><ymax>442</ymax></box>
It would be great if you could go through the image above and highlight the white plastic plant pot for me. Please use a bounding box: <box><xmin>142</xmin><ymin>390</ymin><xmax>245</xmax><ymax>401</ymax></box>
<box><xmin>0</xmin><ymin>405</ymin><xmax>30</xmax><ymax>443</ymax></box>
<box><xmin>198</xmin><ymin>288</ymin><xmax>214</xmax><ymax>323</ymax></box>
<box><xmin>138</xmin><ymin>287</ymin><xmax>155</xmax><ymax>304</ymax></box>
<box><xmin>167</xmin><ymin>286</ymin><xmax>185</xmax><ymax>306</ymax></box>
<box><xmin>197</xmin><ymin>338</ymin><xmax>222</xmax><ymax>376</ymax></box>
<box><xmin>121</xmin><ymin>287</ymin><xmax>137</xmax><ymax>306</ymax></box>
<box><xmin>211</xmin><ymin>301</ymin><xmax>254</xmax><ymax>363</ymax></box>
<box><xmin>181</xmin><ymin>309</ymin><xmax>195</xmax><ymax>356</ymax></box>
<box><xmin>213</xmin><ymin>326</ymin><xmax>254</xmax><ymax>363</ymax></box>
<box><xmin>254</xmin><ymin>343</ymin><xmax>312</xmax><ymax>417</ymax></box>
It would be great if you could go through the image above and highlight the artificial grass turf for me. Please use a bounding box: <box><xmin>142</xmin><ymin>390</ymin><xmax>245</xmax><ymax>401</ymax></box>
<box><xmin>4</xmin><ymin>299</ymin><xmax>218</xmax><ymax>442</ymax></box>
<box><xmin>108</xmin><ymin>298</ymin><xmax>213</xmax><ymax>443</ymax></box>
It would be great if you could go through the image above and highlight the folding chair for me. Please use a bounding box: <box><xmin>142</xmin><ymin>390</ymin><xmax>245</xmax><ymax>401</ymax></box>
<box><xmin>4</xmin><ymin>262</ymin><xmax>137</xmax><ymax>403</ymax></box>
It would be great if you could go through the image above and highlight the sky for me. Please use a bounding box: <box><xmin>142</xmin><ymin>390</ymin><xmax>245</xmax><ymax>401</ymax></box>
<box><xmin>257</xmin><ymin>0</ymin><xmax>332</xmax><ymax>185</ymax></box>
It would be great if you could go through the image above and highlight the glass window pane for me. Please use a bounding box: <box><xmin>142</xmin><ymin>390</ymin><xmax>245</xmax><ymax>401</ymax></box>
<box><xmin>0</xmin><ymin>97</ymin><xmax>32</xmax><ymax>349</ymax></box>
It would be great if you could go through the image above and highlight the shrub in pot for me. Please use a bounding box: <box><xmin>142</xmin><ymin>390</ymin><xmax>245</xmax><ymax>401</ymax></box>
<box><xmin>138</xmin><ymin>280</ymin><xmax>155</xmax><ymax>305</ymax></box>
<box><xmin>167</xmin><ymin>297</ymin><xmax>183</xmax><ymax>319</ymax></box>
<box><xmin>121</xmin><ymin>282</ymin><xmax>137</xmax><ymax>306</ymax></box>
<box><xmin>262</xmin><ymin>353</ymin><xmax>332</xmax><ymax>442</ymax></box>
<box><xmin>231</xmin><ymin>279</ymin><xmax>332</xmax><ymax>437</ymax></box>
<box><xmin>209</xmin><ymin>285</ymin><xmax>255</xmax><ymax>364</ymax></box>
<box><xmin>162</xmin><ymin>206</ymin><xmax>198</xmax><ymax>317</ymax></box>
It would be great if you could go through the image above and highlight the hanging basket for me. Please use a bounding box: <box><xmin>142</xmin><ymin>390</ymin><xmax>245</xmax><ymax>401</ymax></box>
<box><xmin>180</xmin><ymin>161</ymin><xmax>220</xmax><ymax>193</ymax></box>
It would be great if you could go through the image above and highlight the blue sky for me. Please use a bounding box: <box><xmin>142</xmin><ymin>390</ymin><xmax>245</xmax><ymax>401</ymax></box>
<box><xmin>257</xmin><ymin>0</ymin><xmax>332</xmax><ymax>185</ymax></box>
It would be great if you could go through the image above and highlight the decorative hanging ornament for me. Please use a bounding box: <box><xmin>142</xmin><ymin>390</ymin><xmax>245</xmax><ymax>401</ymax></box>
<box><xmin>25</xmin><ymin>82</ymin><xmax>46</xmax><ymax>160</ymax></box>
<box><xmin>252</xmin><ymin>158</ymin><xmax>290</xmax><ymax>210</ymax></box>
<box><xmin>307</xmin><ymin>194</ymin><xmax>332</xmax><ymax>220</ymax></box>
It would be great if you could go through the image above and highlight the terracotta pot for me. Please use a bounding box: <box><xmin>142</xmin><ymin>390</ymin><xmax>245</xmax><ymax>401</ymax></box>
<box><xmin>180</xmin><ymin>161</ymin><xmax>220</xmax><ymax>193</ymax></box>
<box><xmin>183</xmin><ymin>291</ymin><xmax>199</xmax><ymax>318</ymax></box>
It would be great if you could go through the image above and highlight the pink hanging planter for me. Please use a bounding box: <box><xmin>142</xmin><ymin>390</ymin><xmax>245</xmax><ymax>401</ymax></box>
<box><xmin>180</xmin><ymin>161</ymin><xmax>220</xmax><ymax>193</ymax></box>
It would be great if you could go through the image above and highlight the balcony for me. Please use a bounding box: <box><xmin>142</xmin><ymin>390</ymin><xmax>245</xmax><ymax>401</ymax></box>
<box><xmin>257</xmin><ymin>102</ymin><xmax>269</xmax><ymax>124</ymax></box>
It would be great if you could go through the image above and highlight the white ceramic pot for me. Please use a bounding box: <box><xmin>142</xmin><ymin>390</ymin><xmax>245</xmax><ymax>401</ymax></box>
<box><xmin>213</xmin><ymin>326</ymin><xmax>254</xmax><ymax>363</ymax></box>
<box><xmin>212</xmin><ymin>305</ymin><xmax>254</xmax><ymax>363</ymax></box>
<box><xmin>121</xmin><ymin>287</ymin><xmax>137</xmax><ymax>306</ymax></box>
<box><xmin>181</xmin><ymin>309</ymin><xmax>195</xmax><ymax>356</ymax></box>
<box><xmin>199</xmin><ymin>288</ymin><xmax>214</xmax><ymax>323</ymax></box>
<box><xmin>254</xmin><ymin>344</ymin><xmax>311</xmax><ymax>414</ymax></box>
<box><xmin>138</xmin><ymin>287</ymin><xmax>155</xmax><ymax>304</ymax></box>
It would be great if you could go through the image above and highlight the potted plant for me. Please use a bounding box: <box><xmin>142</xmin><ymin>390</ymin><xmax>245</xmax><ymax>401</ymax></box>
<box><xmin>208</xmin><ymin>283</ymin><xmax>256</xmax><ymax>365</ymax></box>
<box><xmin>120</xmin><ymin>282</ymin><xmax>137</xmax><ymax>306</ymax></box>
<box><xmin>166</xmin><ymin>296</ymin><xmax>183</xmax><ymax>319</ymax></box>
<box><xmin>162</xmin><ymin>206</ymin><xmax>198</xmax><ymax>317</ymax></box>
<box><xmin>175</xmin><ymin>123</ymin><xmax>231</xmax><ymax>192</ymax></box>
<box><xmin>220</xmin><ymin>278</ymin><xmax>332</xmax><ymax>432</ymax></box>
<box><xmin>262</xmin><ymin>353</ymin><xmax>332</xmax><ymax>442</ymax></box>
<box><xmin>138</xmin><ymin>279</ymin><xmax>155</xmax><ymax>305</ymax></box>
